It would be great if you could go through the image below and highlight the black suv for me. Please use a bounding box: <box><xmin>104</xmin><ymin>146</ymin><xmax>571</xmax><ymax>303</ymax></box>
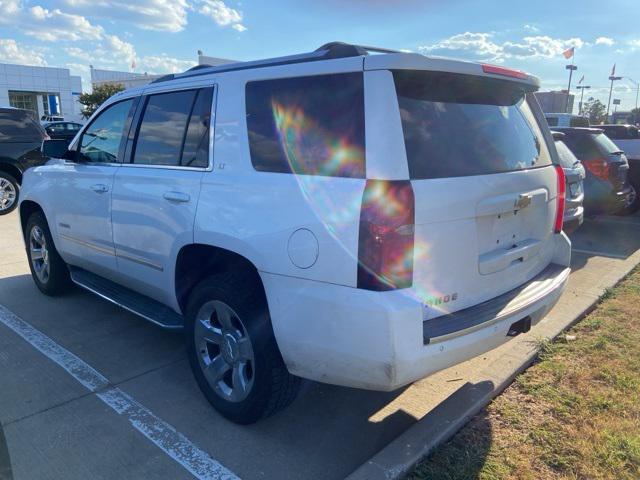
<box><xmin>555</xmin><ymin>127</ymin><xmax>631</xmax><ymax>216</ymax></box>
<box><xmin>0</xmin><ymin>107</ymin><xmax>48</xmax><ymax>214</ymax></box>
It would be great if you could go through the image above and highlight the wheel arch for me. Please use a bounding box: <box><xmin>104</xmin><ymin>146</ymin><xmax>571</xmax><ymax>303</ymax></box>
<box><xmin>19</xmin><ymin>200</ymin><xmax>45</xmax><ymax>239</ymax></box>
<box><xmin>0</xmin><ymin>161</ymin><xmax>23</xmax><ymax>185</ymax></box>
<box><xmin>174</xmin><ymin>243</ymin><xmax>266</xmax><ymax>314</ymax></box>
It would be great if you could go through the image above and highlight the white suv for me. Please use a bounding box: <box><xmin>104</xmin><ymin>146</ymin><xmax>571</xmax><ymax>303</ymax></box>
<box><xmin>19</xmin><ymin>43</ymin><xmax>571</xmax><ymax>424</ymax></box>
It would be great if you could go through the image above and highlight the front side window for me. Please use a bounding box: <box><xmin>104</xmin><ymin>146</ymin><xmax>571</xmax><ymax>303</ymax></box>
<box><xmin>394</xmin><ymin>70</ymin><xmax>552</xmax><ymax>179</ymax></box>
<box><xmin>132</xmin><ymin>88</ymin><xmax>212</xmax><ymax>167</ymax></box>
<box><xmin>79</xmin><ymin>99</ymin><xmax>133</xmax><ymax>163</ymax></box>
<box><xmin>245</xmin><ymin>73</ymin><xmax>365</xmax><ymax>178</ymax></box>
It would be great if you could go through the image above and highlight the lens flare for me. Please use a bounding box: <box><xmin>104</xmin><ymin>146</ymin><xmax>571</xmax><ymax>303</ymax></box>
<box><xmin>272</xmin><ymin>100</ymin><xmax>365</xmax><ymax>178</ymax></box>
<box><xmin>269</xmin><ymin>100</ymin><xmax>446</xmax><ymax>309</ymax></box>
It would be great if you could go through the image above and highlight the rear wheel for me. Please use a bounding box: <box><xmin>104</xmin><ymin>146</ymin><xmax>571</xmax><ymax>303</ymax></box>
<box><xmin>25</xmin><ymin>211</ymin><xmax>71</xmax><ymax>295</ymax></box>
<box><xmin>618</xmin><ymin>182</ymin><xmax>639</xmax><ymax>215</ymax></box>
<box><xmin>185</xmin><ymin>272</ymin><xmax>300</xmax><ymax>424</ymax></box>
<box><xmin>0</xmin><ymin>173</ymin><xmax>19</xmax><ymax>215</ymax></box>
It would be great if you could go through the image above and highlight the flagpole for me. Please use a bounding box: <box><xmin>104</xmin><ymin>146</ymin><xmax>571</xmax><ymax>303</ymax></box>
<box><xmin>565</xmin><ymin>48</ymin><xmax>577</xmax><ymax>114</ymax></box>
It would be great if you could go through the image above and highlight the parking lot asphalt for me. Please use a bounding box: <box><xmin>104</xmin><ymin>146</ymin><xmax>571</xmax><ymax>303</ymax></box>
<box><xmin>1</xmin><ymin>211</ymin><xmax>640</xmax><ymax>480</ymax></box>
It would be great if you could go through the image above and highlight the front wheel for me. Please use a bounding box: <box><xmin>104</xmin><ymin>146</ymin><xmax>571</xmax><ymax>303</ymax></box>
<box><xmin>25</xmin><ymin>211</ymin><xmax>71</xmax><ymax>295</ymax></box>
<box><xmin>0</xmin><ymin>172</ymin><xmax>19</xmax><ymax>215</ymax></box>
<box><xmin>184</xmin><ymin>272</ymin><xmax>300</xmax><ymax>424</ymax></box>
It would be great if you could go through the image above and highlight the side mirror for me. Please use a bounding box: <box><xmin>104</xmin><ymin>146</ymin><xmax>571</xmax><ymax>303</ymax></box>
<box><xmin>42</xmin><ymin>139</ymin><xmax>69</xmax><ymax>159</ymax></box>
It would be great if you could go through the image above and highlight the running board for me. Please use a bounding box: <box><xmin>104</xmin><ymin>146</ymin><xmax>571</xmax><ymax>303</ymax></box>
<box><xmin>69</xmin><ymin>267</ymin><xmax>183</xmax><ymax>329</ymax></box>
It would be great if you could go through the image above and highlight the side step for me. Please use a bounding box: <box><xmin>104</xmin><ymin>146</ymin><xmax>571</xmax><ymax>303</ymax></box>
<box><xmin>69</xmin><ymin>267</ymin><xmax>184</xmax><ymax>329</ymax></box>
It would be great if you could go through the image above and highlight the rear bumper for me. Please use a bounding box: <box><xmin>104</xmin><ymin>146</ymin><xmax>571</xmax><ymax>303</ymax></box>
<box><xmin>261</xmin><ymin>233</ymin><xmax>572</xmax><ymax>391</ymax></box>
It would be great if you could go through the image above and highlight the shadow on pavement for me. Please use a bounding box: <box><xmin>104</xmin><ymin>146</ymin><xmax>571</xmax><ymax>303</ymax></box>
<box><xmin>569</xmin><ymin>213</ymin><xmax>640</xmax><ymax>271</ymax></box>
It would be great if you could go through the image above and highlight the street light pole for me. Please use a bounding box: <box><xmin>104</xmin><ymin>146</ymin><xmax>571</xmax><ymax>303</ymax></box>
<box><xmin>565</xmin><ymin>64</ymin><xmax>578</xmax><ymax>113</ymax></box>
<box><xmin>607</xmin><ymin>75</ymin><xmax>622</xmax><ymax>118</ymax></box>
<box><xmin>576</xmin><ymin>85</ymin><xmax>591</xmax><ymax>115</ymax></box>
<box><xmin>627</xmin><ymin>78</ymin><xmax>639</xmax><ymax>112</ymax></box>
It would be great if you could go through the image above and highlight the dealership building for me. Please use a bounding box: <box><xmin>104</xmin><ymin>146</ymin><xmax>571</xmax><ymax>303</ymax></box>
<box><xmin>0</xmin><ymin>63</ymin><xmax>83</xmax><ymax>122</ymax></box>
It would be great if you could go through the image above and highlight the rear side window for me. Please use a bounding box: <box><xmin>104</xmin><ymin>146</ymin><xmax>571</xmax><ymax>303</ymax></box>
<box><xmin>555</xmin><ymin>140</ymin><xmax>579</xmax><ymax>168</ymax></box>
<box><xmin>393</xmin><ymin>70</ymin><xmax>551</xmax><ymax>179</ymax></box>
<box><xmin>245</xmin><ymin>73</ymin><xmax>365</xmax><ymax>178</ymax></box>
<box><xmin>0</xmin><ymin>110</ymin><xmax>44</xmax><ymax>142</ymax></box>
<box><xmin>132</xmin><ymin>87</ymin><xmax>212</xmax><ymax>167</ymax></box>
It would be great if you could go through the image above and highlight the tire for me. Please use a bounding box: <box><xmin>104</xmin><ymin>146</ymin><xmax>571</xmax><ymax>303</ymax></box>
<box><xmin>618</xmin><ymin>182</ymin><xmax>639</xmax><ymax>215</ymax></box>
<box><xmin>184</xmin><ymin>272</ymin><xmax>300</xmax><ymax>424</ymax></box>
<box><xmin>25</xmin><ymin>211</ymin><xmax>71</xmax><ymax>296</ymax></box>
<box><xmin>0</xmin><ymin>172</ymin><xmax>19</xmax><ymax>215</ymax></box>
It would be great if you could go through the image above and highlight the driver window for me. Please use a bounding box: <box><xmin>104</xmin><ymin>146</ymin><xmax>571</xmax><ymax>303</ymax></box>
<box><xmin>79</xmin><ymin>99</ymin><xmax>133</xmax><ymax>163</ymax></box>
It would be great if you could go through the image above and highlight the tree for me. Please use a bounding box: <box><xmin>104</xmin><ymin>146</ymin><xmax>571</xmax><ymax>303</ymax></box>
<box><xmin>582</xmin><ymin>97</ymin><xmax>607</xmax><ymax>125</ymax></box>
<box><xmin>629</xmin><ymin>108</ymin><xmax>640</xmax><ymax>125</ymax></box>
<box><xmin>78</xmin><ymin>83</ymin><xmax>125</xmax><ymax>118</ymax></box>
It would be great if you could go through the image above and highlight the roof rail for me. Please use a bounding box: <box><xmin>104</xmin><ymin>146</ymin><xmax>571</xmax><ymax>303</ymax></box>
<box><xmin>150</xmin><ymin>41</ymin><xmax>398</xmax><ymax>84</ymax></box>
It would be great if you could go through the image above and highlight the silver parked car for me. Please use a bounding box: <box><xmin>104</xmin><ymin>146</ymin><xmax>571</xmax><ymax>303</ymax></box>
<box><xmin>552</xmin><ymin>131</ymin><xmax>585</xmax><ymax>233</ymax></box>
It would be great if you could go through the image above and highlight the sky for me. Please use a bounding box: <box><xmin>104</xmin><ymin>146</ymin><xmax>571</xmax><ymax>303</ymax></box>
<box><xmin>0</xmin><ymin>0</ymin><xmax>639</xmax><ymax>112</ymax></box>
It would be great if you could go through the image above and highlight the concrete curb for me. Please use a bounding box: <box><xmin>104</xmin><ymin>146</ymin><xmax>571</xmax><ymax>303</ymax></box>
<box><xmin>346</xmin><ymin>248</ymin><xmax>640</xmax><ymax>480</ymax></box>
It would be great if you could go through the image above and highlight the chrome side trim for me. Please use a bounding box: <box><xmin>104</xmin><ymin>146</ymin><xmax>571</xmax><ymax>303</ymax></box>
<box><xmin>116</xmin><ymin>251</ymin><xmax>164</xmax><ymax>272</ymax></box>
<box><xmin>59</xmin><ymin>233</ymin><xmax>115</xmax><ymax>256</ymax></box>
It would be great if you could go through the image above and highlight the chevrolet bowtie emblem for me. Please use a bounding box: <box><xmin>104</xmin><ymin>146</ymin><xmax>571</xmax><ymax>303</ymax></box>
<box><xmin>515</xmin><ymin>194</ymin><xmax>532</xmax><ymax>209</ymax></box>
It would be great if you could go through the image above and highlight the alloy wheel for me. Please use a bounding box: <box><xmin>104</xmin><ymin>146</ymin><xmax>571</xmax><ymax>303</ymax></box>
<box><xmin>29</xmin><ymin>225</ymin><xmax>50</xmax><ymax>284</ymax></box>
<box><xmin>0</xmin><ymin>177</ymin><xmax>17</xmax><ymax>213</ymax></box>
<box><xmin>194</xmin><ymin>300</ymin><xmax>255</xmax><ymax>402</ymax></box>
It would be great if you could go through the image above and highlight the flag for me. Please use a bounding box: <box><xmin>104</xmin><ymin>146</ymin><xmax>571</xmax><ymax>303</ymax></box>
<box><xmin>578</xmin><ymin>75</ymin><xmax>584</xmax><ymax>84</ymax></box>
<box><xmin>611</xmin><ymin>63</ymin><xmax>616</xmax><ymax>76</ymax></box>
<box><xmin>562</xmin><ymin>47</ymin><xmax>575</xmax><ymax>59</ymax></box>
<box><xmin>131</xmin><ymin>59</ymin><xmax>137</xmax><ymax>70</ymax></box>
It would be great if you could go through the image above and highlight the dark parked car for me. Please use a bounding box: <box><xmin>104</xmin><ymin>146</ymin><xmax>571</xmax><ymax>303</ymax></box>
<box><xmin>598</xmin><ymin>124</ymin><xmax>639</xmax><ymax>213</ymax></box>
<box><xmin>551</xmin><ymin>131</ymin><xmax>585</xmax><ymax>233</ymax></box>
<box><xmin>555</xmin><ymin>127</ymin><xmax>631</xmax><ymax>216</ymax></box>
<box><xmin>0</xmin><ymin>107</ymin><xmax>48</xmax><ymax>215</ymax></box>
<box><xmin>43</xmin><ymin>121</ymin><xmax>83</xmax><ymax>145</ymax></box>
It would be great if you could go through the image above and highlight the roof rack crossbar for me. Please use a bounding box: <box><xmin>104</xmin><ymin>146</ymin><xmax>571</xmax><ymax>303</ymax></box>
<box><xmin>150</xmin><ymin>41</ymin><xmax>399</xmax><ymax>84</ymax></box>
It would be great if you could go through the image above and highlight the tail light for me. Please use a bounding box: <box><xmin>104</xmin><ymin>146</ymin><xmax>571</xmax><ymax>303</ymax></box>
<box><xmin>481</xmin><ymin>64</ymin><xmax>528</xmax><ymax>80</ymax></box>
<box><xmin>554</xmin><ymin>165</ymin><xmax>566</xmax><ymax>234</ymax></box>
<box><xmin>357</xmin><ymin>180</ymin><xmax>415</xmax><ymax>291</ymax></box>
<box><xmin>582</xmin><ymin>158</ymin><xmax>610</xmax><ymax>180</ymax></box>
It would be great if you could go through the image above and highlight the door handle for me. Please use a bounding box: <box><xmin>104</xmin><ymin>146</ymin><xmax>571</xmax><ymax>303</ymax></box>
<box><xmin>163</xmin><ymin>191</ymin><xmax>190</xmax><ymax>203</ymax></box>
<box><xmin>90</xmin><ymin>184</ymin><xmax>109</xmax><ymax>193</ymax></box>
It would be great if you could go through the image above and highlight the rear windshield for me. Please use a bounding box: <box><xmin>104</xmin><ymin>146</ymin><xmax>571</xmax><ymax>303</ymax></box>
<box><xmin>0</xmin><ymin>110</ymin><xmax>45</xmax><ymax>142</ymax></box>
<box><xmin>555</xmin><ymin>140</ymin><xmax>579</xmax><ymax>168</ymax></box>
<box><xmin>393</xmin><ymin>70</ymin><xmax>552</xmax><ymax>179</ymax></box>
<box><xmin>570</xmin><ymin>117</ymin><xmax>590</xmax><ymax>127</ymax></box>
<box><xmin>562</xmin><ymin>132</ymin><xmax>622</xmax><ymax>161</ymax></box>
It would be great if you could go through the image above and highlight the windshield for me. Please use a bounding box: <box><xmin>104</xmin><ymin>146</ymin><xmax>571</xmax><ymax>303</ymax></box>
<box><xmin>393</xmin><ymin>70</ymin><xmax>552</xmax><ymax>179</ymax></box>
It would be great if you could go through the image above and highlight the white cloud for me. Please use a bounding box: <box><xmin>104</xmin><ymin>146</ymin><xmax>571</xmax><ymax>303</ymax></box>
<box><xmin>628</xmin><ymin>39</ymin><xmax>640</xmax><ymax>50</ymax></box>
<box><xmin>524</xmin><ymin>24</ymin><xmax>539</xmax><ymax>32</ymax></box>
<box><xmin>419</xmin><ymin>32</ymin><xmax>585</xmax><ymax>61</ymax></box>
<box><xmin>0</xmin><ymin>38</ymin><xmax>46</xmax><ymax>66</ymax></box>
<box><xmin>595</xmin><ymin>36</ymin><xmax>615</xmax><ymax>46</ymax></box>
<box><xmin>0</xmin><ymin>2</ymin><xmax>104</xmax><ymax>42</ymax></box>
<box><xmin>198</xmin><ymin>0</ymin><xmax>246</xmax><ymax>31</ymax></box>
<box><xmin>138</xmin><ymin>54</ymin><xmax>196</xmax><ymax>73</ymax></box>
<box><xmin>61</xmin><ymin>0</ymin><xmax>189</xmax><ymax>33</ymax></box>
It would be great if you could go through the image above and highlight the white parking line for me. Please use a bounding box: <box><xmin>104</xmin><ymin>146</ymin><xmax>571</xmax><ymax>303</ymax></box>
<box><xmin>0</xmin><ymin>304</ymin><xmax>239</xmax><ymax>480</ymax></box>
